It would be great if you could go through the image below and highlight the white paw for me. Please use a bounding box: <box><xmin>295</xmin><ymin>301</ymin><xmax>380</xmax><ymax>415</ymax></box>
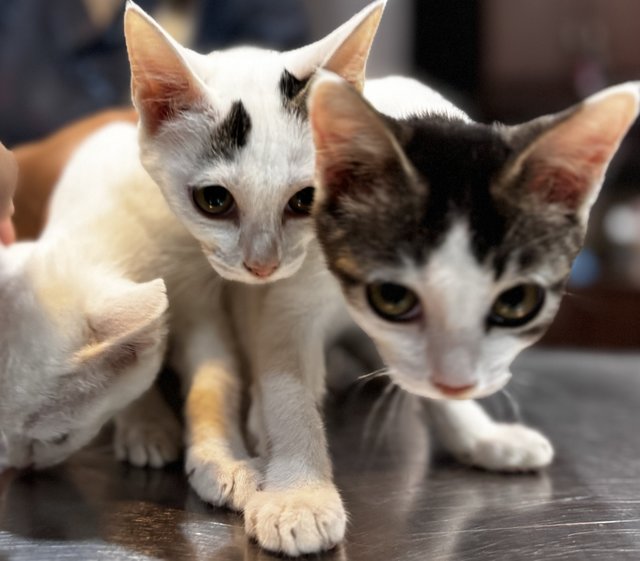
<box><xmin>186</xmin><ymin>446</ymin><xmax>260</xmax><ymax>511</ymax></box>
<box><xmin>245</xmin><ymin>485</ymin><xmax>346</xmax><ymax>556</ymax></box>
<box><xmin>114</xmin><ymin>416</ymin><xmax>182</xmax><ymax>468</ymax></box>
<box><xmin>461</xmin><ymin>424</ymin><xmax>554</xmax><ymax>472</ymax></box>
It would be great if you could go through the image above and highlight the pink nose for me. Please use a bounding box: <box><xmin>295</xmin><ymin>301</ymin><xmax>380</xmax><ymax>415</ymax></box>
<box><xmin>433</xmin><ymin>381</ymin><xmax>477</xmax><ymax>397</ymax></box>
<box><xmin>244</xmin><ymin>261</ymin><xmax>279</xmax><ymax>278</ymax></box>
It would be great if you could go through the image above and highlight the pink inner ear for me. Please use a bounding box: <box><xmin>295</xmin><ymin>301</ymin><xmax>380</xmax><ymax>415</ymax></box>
<box><xmin>526</xmin><ymin>143</ymin><xmax>610</xmax><ymax>209</ymax></box>
<box><xmin>134</xmin><ymin>69</ymin><xmax>203</xmax><ymax>134</ymax></box>
<box><xmin>522</xmin><ymin>89</ymin><xmax>639</xmax><ymax>210</ymax></box>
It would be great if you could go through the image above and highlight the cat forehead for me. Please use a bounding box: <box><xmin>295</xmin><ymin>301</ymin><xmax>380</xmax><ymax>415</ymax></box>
<box><xmin>188</xmin><ymin>50</ymin><xmax>315</xmax><ymax>187</ymax></box>
<box><xmin>195</xmin><ymin>47</ymin><xmax>301</xmax><ymax>110</ymax></box>
<box><xmin>320</xmin><ymin>118</ymin><xmax>583</xmax><ymax>282</ymax></box>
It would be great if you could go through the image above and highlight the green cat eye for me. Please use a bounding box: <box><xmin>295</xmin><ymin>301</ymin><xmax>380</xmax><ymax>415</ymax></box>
<box><xmin>287</xmin><ymin>186</ymin><xmax>315</xmax><ymax>215</ymax></box>
<box><xmin>193</xmin><ymin>185</ymin><xmax>235</xmax><ymax>216</ymax></box>
<box><xmin>488</xmin><ymin>283</ymin><xmax>545</xmax><ymax>328</ymax></box>
<box><xmin>367</xmin><ymin>282</ymin><xmax>420</xmax><ymax>322</ymax></box>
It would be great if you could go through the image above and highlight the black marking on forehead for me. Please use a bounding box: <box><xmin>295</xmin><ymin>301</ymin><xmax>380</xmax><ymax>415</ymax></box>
<box><xmin>316</xmin><ymin>112</ymin><xmax>586</xmax><ymax>284</ymax></box>
<box><xmin>399</xmin><ymin>116</ymin><xmax>513</xmax><ymax>262</ymax></box>
<box><xmin>209</xmin><ymin>101</ymin><xmax>252</xmax><ymax>160</ymax></box>
<box><xmin>279</xmin><ymin>69</ymin><xmax>311</xmax><ymax>120</ymax></box>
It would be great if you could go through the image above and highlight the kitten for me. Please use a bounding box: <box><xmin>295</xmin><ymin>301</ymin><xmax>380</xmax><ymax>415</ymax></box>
<box><xmin>118</xmin><ymin>0</ymin><xmax>385</xmax><ymax>524</ymax></box>
<box><xmin>309</xmin><ymin>75</ymin><xmax>639</xmax><ymax>465</ymax></box>
<box><xmin>0</xmin><ymin>186</ymin><xmax>168</xmax><ymax>468</ymax></box>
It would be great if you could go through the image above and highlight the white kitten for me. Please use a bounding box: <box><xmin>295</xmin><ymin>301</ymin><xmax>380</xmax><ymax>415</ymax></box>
<box><xmin>0</xmin><ymin>223</ymin><xmax>168</xmax><ymax>469</ymax></box>
<box><xmin>118</xmin><ymin>0</ymin><xmax>386</xmax><ymax>526</ymax></box>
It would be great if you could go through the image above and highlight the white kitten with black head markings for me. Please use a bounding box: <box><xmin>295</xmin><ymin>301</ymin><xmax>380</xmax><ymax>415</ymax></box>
<box><xmin>0</xmin><ymin>232</ymin><xmax>168</xmax><ymax>469</ymax></box>
<box><xmin>309</xmin><ymin>74</ymin><xmax>639</xmax><ymax>468</ymax></box>
<box><xmin>125</xmin><ymin>0</ymin><xmax>383</xmax><ymax>284</ymax></box>
<box><xmin>117</xmin><ymin>0</ymin><xmax>385</xmax><ymax>530</ymax></box>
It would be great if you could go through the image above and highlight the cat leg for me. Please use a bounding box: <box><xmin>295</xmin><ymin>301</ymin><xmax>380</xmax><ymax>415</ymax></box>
<box><xmin>114</xmin><ymin>384</ymin><xmax>182</xmax><ymax>468</ymax></box>
<box><xmin>177</xmin><ymin>320</ymin><xmax>260</xmax><ymax>512</ymax></box>
<box><xmin>244</xmin><ymin>331</ymin><xmax>346</xmax><ymax>557</ymax></box>
<box><xmin>426</xmin><ymin>399</ymin><xmax>554</xmax><ymax>471</ymax></box>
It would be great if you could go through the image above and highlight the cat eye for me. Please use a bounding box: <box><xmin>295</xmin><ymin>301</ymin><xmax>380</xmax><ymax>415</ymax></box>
<box><xmin>488</xmin><ymin>284</ymin><xmax>545</xmax><ymax>328</ymax></box>
<box><xmin>193</xmin><ymin>185</ymin><xmax>235</xmax><ymax>217</ymax></box>
<box><xmin>287</xmin><ymin>186</ymin><xmax>315</xmax><ymax>216</ymax></box>
<box><xmin>367</xmin><ymin>282</ymin><xmax>420</xmax><ymax>322</ymax></box>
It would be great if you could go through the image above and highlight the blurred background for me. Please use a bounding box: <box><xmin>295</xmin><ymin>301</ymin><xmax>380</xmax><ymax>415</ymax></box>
<box><xmin>1</xmin><ymin>0</ymin><xmax>639</xmax><ymax>348</ymax></box>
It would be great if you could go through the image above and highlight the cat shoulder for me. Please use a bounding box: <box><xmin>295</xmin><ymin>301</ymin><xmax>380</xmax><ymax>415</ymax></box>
<box><xmin>365</xmin><ymin>76</ymin><xmax>470</xmax><ymax>122</ymax></box>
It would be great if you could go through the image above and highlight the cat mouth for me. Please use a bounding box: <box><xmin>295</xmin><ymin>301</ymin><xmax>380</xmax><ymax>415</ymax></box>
<box><xmin>392</xmin><ymin>370</ymin><xmax>512</xmax><ymax>401</ymax></box>
<box><xmin>204</xmin><ymin>253</ymin><xmax>303</xmax><ymax>284</ymax></box>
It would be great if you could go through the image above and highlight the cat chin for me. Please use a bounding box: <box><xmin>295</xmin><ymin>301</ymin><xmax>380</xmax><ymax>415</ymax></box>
<box><xmin>391</xmin><ymin>370</ymin><xmax>512</xmax><ymax>401</ymax></box>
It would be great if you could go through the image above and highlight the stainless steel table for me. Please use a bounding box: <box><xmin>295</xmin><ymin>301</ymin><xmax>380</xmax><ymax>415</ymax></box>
<box><xmin>1</xmin><ymin>350</ymin><xmax>639</xmax><ymax>560</ymax></box>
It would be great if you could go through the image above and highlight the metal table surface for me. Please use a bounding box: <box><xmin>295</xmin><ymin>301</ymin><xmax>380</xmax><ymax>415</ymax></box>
<box><xmin>0</xmin><ymin>349</ymin><xmax>639</xmax><ymax>560</ymax></box>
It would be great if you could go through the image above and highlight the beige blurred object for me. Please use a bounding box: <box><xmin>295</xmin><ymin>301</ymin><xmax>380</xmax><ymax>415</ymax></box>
<box><xmin>83</xmin><ymin>0</ymin><xmax>194</xmax><ymax>43</ymax></box>
<box><xmin>83</xmin><ymin>0</ymin><xmax>124</xmax><ymax>30</ymax></box>
<box><xmin>0</xmin><ymin>142</ymin><xmax>17</xmax><ymax>220</ymax></box>
<box><xmin>13</xmin><ymin>108</ymin><xmax>138</xmax><ymax>241</ymax></box>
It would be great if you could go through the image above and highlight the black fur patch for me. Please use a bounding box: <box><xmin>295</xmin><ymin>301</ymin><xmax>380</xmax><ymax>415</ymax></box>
<box><xmin>209</xmin><ymin>101</ymin><xmax>252</xmax><ymax>160</ymax></box>
<box><xmin>316</xmin><ymin>113</ymin><xmax>583</xmax><ymax>288</ymax></box>
<box><xmin>279</xmin><ymin>69</ymin><xmax>311</xmax><ymax>119</ymax></box>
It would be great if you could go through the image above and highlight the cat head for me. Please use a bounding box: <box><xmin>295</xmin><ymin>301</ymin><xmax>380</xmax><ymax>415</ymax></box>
<box><xmin>124</xmin><ymin>0</ymin><xmax>385</xmax><ymax>284</ymax></box>
<box><xmin>310</xmin><ymin>74</ymin><xmax>640</xmax><ymax>400</ymax></box>
<box><xmin>0</xmin><ymin>243</ymin><xmax>168</xmax><ymax>468</ymax></box>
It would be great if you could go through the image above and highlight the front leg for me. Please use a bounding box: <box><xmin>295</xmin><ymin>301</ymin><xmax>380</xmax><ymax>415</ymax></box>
<box><xmin>244</xmin><ymin>330</ymin><xmax>346</xmax><ymax>557</ymax></box>
<box><xmin>426</xmin><ymin>399</ymin><xmax>554</xmax><ymax>471</ymax></box>
<box><xmin>174</xmin><ymin>318</ymin><xmax>260</xmax><ymax>511</ymax></box>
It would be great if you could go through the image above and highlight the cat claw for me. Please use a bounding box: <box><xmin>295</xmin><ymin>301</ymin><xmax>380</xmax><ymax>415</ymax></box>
<box><xmin>245</xmin><ymin>484</ymin><xmax>347</xmax><ymax>556</ymax></box>
<box><xmin>458</xmin><ymin>423</ymin><xmax>554</xmax><ymax>472</ymax></box>
<box><xmin>185</xmin><ymin>447</ymin><xmax>260</xmax><ymax>511</ymax></box>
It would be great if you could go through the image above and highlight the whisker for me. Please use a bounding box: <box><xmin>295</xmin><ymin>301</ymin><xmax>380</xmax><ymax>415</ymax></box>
<box><xmin>344</xmin><ymin>368</ymin><xmax>390</xmax><ymax>407</ymax></box>
<box><xmin>360</xmin><ymin>382</ymin><xmax>396</xmax><ymax>458</ymax></box>
<box><xmin>355</xmin><ymin>367</ymin><xmax>390</xmax><ymax>383</ymax></box>
<box><xmin>371</xmin><ymin>384</ymin><xmax>404</xmax><ymax>456</ymax></box>
<box><xmin>500</xmin><ymin>388</ymin><xmax>523</xmax><ymax>422</ymax></box>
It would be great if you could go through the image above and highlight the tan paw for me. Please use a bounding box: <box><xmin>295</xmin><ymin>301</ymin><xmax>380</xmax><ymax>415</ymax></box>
<box><xmin>245</xmin><ymin>484</ymin><xmax>346</xmax><ymax>556</ymax></box>
<box><xmin>186</xmin><ymin>446</ymin><xmax>260</xmax><ymax>511</ymax></box>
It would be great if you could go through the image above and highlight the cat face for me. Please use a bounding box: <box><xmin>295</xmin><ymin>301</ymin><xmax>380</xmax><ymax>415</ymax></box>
<box><xmin>124</xmin><ymin>1</ymin><xmax>384</xmax><ymax>284</ymax></box>
<box><xmin>310</xmin><ymin>75</ymin><xmax>640</xmax><ymax>400</ymax></box>
<box><xmin>0</xmin><ymin>243</ymin><xmax>168</xmax><ymax>468</ymax></box>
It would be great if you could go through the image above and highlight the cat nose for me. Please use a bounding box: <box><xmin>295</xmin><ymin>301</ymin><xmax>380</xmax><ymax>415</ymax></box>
<box><xmin>433</xmin><ymin>381</ymin><xmax>477</xmax><ymax>397</ymax></box>
<box><xmin>243</xmin><ymin>261</ymin><xmax>279</xmax><ymax>278</ymax></box>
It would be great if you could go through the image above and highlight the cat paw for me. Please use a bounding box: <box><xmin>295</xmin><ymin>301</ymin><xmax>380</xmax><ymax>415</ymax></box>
<box><xmin>114</xmin><ymin>416</ymin><xmax>182</xmax><ymax>468</ymax></box>
<box><xmin>185</xmin><ymin>447</ymin><xmax>260</xmax><ymax>511</ymax></box>
<box><xmin>245</xmin><ymin>484</ymin><xmax>347</xmax><ymax>556</ymax></box>
<box><xmin>459</xmin><ymin>424</ymin><xmax>554</xmax><ymax>472</ymax></box>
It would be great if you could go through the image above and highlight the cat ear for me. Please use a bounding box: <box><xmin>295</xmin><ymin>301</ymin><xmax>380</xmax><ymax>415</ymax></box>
<box><xmin>503</xmin><ymin>82</ymin><xmax>640</xmax><ymax>218</ymax></box>
<box><xmin>75</xmin><ymin>278</ymin><xmax>168</xmax><ymax>372</ymax></box>
<box><xmin>284</xmin><ymin>0</ymin><xmax>385</xmax><ymax>92</ymax></box>
<box><xmin>124</xmin><ymin>2</ymin><xmax>207</xmax><ymax>134</ymax></box>
<box><xmin>309</xmin><ymin>73</ymin><xmax>406</xmax><ymax>199</ymax></box>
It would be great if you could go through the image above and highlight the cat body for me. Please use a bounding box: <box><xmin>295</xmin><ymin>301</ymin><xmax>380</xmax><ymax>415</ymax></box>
<box><xmin>119</xmin><ymin>3</ymin><xmax>388</xmax><ymax>552</ymax></box>
<box><xmin>0</xmin><ymin>130</ymin><xmax>170</xmax><ymax>468</ymax></box>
